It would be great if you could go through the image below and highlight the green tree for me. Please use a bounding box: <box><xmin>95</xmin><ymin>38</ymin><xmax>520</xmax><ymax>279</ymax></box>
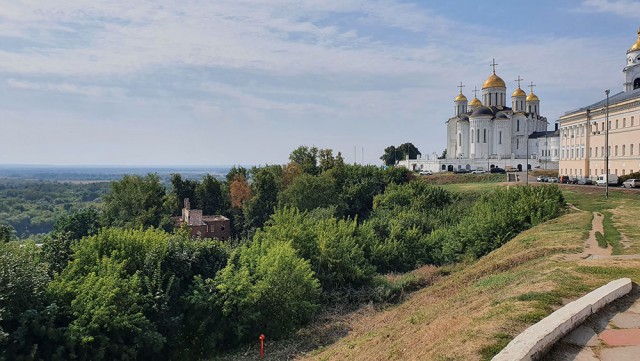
<box><xmin>278</xmin><ymin>173</ymin><xmax>340</xmax><ymax>212</ymax></box>
<box><xmin>213</xmin><ymin>240</ymin><xmax>320</xmax><ymax>340</ymax></box>
<box><xmin>0</xmin><ymin>224</ymin><xmax>16</xmax><ymax>243</ymax></box>
<box><xmin>256</xmin><ymin>208</ymin><xmax>374</xmax><ymax>290</ymax></box>
<box><xmin>243</xmin><ymin>166</ymin><xmax>282</xmax><ymax>232</ymax></box>
<box><xmin>380</xmin><ymin>145</ymin><xmax>398</xmax><ymax>166</ymax></box>
<box><xmin>318</xmin><ymin>148</ymin><xmax>336</xmax><ymax>173</ymax></box>
<box><xmin>195</xmin><ymin>175</ymin><xmax>224</xmax><ymax>215</ymax></box>
<box><xmin>225</xmin><ymin>165</ymin><xmax>248</xmax><ymax>184</ymax></box>
<box><xmin>170</xmin><ymin>174</ymin><xmax>197</xmax><ymax>215</ymax></box>
<box><xmin>289</xmin><ymin>145</ymin><xmax>319</xmax><ymax>175</ymax></box>
<box><xmin>102</xmin><ymin>174</ymin><xmax>171</xmax><ymax>230</ymax></box>
<box><xmin>50</xmin><ymin>227</ymin><xmax>229</xmax><ymax>360</ymax></box>
<box><xmin>380</xmin><ymin>143</ymin><xmax>422</xmax><ymax>165</ymax></box>
<box><xmin>52</xmin><ymin>207</ymin><xmax>101</xmax><ymax>241</ymax></box>
<box><xmin>0</xmin><ymin>241</ymin><xmax>55</xmax><ymax>359</ymax></box>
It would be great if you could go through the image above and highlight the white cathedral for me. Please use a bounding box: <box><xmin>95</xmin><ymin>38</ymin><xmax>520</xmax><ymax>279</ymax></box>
<box><xmin>400</xmin><ymin>61</ymin><xmax>560</xmax><ymax>173</ymax></box>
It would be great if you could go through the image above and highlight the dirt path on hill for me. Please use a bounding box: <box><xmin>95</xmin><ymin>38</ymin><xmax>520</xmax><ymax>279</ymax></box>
<box><xmin>562</xmin><ymin>205</ymin><xmax>612</xmax><ymax>260</ymax></box>
<box><xmin>583</xmin><ymin>212</ymin><xmax>613</xmax><ymax>258</ymax></box>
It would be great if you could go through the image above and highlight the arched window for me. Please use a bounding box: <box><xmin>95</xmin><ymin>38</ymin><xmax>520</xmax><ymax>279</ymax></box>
<box><xmin>517</xmin><ymin>119</ymin><xmax>520</xmax><ymax>132</ymax></box>
<box><xmin>483</xmin><ymin>129</ymin><xmax>487</xmax><ymax>143</ymax></box>
<box><xmin>634</xmin><ymin>77</ymin><xmax>640</xmax><ymax>90</ymax></box>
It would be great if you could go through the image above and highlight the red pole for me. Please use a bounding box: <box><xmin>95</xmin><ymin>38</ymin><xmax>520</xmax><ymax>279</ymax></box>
<box><xmin>259</xmin><ymin>334</ymin><xmax>266</xmax><ymax>359</ymax></box>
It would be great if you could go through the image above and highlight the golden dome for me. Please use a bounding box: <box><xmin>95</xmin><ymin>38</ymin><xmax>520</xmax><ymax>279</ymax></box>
<box><xmin>629</xmin><ymin>27</ymin><xmax>640</xmax><ymax>52</ymax></box>
<box><xmin>482</xmin><ymin>72</ymin><xmax>506</xmax><ymax>89</ymax></box>
<box><xmin>469</xmin><ymin>97</ymin><xmax>481</xmax><ymax>107</ymax></box>
<box><xmin>526</xmin><ymin>92</ymin><xmax>539</xmax><ymax>102</ymax></box>
<box><xmin>454</xmin><ymin>93</ymin><xmax>467</xmax><ymax>102</ymax></box>
<box><xmin>512</xmin><ymin>87</ymin><xmax>526</xmax><ymax>97</ymax></box>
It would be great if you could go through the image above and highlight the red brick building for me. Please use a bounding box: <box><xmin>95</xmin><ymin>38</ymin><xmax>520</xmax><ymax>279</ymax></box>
<box><xmin>174</xmin><ymin>198</ymin><xmax>230</xmax><ymax>241</ymax></box>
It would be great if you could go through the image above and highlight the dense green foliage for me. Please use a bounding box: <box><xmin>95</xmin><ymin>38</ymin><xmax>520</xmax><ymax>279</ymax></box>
<box><xmin>0</xmin><ymin>180</ymin><xmax>108</xmax><ymax>237</ymax></box>
<box><xmin>102</xmin><ymin>174</ymin><xmax>172</xmax><ymax>230</ymax></box>
<box><xmin>0</xmin><ymin>146</ymin><xmax>567</xmax><ymax>359</ymax></box>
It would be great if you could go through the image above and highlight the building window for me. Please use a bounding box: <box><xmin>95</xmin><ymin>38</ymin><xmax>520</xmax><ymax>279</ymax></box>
<box><xmin>554</xmin><ymin>149</ymin><xmax>558</xmax><ymax>156</ymax></box>
<box><xmin>483</xmin><ymin>129</ymin><xmax>487</xmax><ymax>143</ymax></box>
<box><xmin>601</xmin><ymin>146</ymin><xmax>604</xmax><ymax>156</ymax></box>
<box><xmin>517</xmin><ymin>119</ymin><xmax>520</xmax><ymax>132</ymax></box>
<box><xmin>595</xmin><ymin>147</ymin><xmax>598</xmax><ymax>157</ymax></box>
<box><xmin>623</xmin><ymin>145</ymin><xmax>626</xmax><ymax>156</ymax></box>
<box><xmin>458</xmin><ymin>133</ymin><xmax>462</xmax><ymax>146</ymax></box>
<box><xmin>616</xmin><ymin>119</ymin><xmax>619</xmax><ymax>128</ymax></box>
<box><xmin>602</xmin><ymin>122</ymin><xmax>605</xmax><ymax>131</ymax></box>
<box><xmin>623</xmin><ymin>118</ymin><xmax>626</xmax><ymax>127</ymax></box>
<box><xmin>632</xmin><ymin>116</ymin><xmax>635</xmax><ymax>126</ymax></box>
<box><xmin>590</xmin><ymin>147</ymin><xmax>592</xmax><ymax>157</ymax></box>
<box><xmin>477</xmin><ymin>129</ymin><xmax>480</xmax><ymax>143</ymax></box>
<box><xmin>498</xmin><ymin>131</ymin><xmax>502</xmax><ymax>144</ymax></box>
<box><xmin>517</xmin><ymin>138</ymin><xmax>519</xmax><ymax>149</ymax></box>
<box><xmin>615</xmin><ymin>145</ymin><xmax>618</xmax><ymax>156</ymax></box>
<box><xmin>632</xmin><ymin>144</ymin><xmax>635</xmax><ymax>155</ymax></box>
<box><xmin>471</xmin><ymin>129</ymin><xmax>474</xmax><ymax>143</ymax></box>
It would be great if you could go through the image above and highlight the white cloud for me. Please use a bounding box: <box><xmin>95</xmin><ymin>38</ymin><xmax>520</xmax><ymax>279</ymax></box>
<box><xmin>6</xmin><ymin>79</ymin><xmax>126</xmax><ymax>98</ymax></box>
<box><xmin>578</xmin><ymin>0</ymin><xmax>640</xmax><ymax>17</ymax></box>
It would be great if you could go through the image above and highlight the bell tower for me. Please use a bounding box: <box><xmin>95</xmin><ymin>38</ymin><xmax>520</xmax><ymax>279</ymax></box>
<box><xmin>624</xmin><ymin>27</ymin><xmax>640</xmax><ymax>92</ymax></box>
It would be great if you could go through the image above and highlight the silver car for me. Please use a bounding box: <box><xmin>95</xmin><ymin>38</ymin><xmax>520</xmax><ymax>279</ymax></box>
<box><xmin>623</xmin><ymin>179</ymin><xmax>638</xmax><ymax>188</ymax></box>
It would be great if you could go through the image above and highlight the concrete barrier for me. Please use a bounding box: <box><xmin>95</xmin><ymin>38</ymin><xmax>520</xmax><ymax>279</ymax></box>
<box><xmin>492</xmin><ymin>278</ymin><xmax>632</xmax><ymax>361</ymax></box>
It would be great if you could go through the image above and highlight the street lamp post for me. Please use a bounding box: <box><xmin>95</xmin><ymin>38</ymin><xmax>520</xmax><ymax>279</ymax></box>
<box><xmin>605</xmin><ymin>89</ymin><xmax>610</xmax><ymax>199</ymax></box>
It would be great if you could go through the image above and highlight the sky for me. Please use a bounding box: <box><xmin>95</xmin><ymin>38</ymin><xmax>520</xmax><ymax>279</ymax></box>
<box><xmin>1</xmin><ymin>0</ymin><xmax>639</xmax><ymax>166</ymax></box>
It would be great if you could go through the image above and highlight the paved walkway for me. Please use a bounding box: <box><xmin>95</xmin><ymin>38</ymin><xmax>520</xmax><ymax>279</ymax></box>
<box><xmin>544</xmin><ymin>286</ymin><xmax>640</xmax><ymax>360</ymax></box>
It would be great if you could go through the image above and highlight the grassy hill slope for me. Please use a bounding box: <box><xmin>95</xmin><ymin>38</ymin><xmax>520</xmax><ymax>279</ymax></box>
<box><xmin>301</xmin><ymin>187</ymin><xmax>640</xmax><ymax>361</ymax></box>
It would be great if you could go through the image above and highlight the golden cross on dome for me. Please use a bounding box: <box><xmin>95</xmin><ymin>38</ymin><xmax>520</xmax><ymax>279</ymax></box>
<box><xmin>490</xmin><ymin>58</ymin><xmax>498</xmax><ymax>73</ymax></box>
<box><xmin>528</xmin><ymin>81</ymin><xmax>536</xmax><ymax>93</ymax></box>
<box><xmin>472</xmin><ymin>86</ymin><xmax>479</xmax><ymax>98</ymax></box>
<box><xmin>515</xmin><ymin>75</ymin><xmax>524</xmax><ymax>89</ymax></box>
<box><xmin>457</xmin><ymin>81</ymin><xmax>465</xmax><ymax>94</ymax></box>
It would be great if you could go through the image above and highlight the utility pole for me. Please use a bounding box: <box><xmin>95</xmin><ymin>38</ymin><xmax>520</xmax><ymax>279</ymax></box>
<box><xmin>605</xmin><ymin>89</ymin><xmax>610</xmax><ymax>200</ymax></box>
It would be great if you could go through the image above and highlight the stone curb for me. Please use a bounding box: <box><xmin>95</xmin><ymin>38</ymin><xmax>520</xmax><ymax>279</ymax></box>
<box><xmin>492</xmin><ymin>278</ymin><xmax>632</xmax><ymax>361</ymax></box>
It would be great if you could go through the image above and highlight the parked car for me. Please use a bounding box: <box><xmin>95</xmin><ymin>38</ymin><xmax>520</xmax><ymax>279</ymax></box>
<box><xmin>490</xmin><ymin>167</ymin><xmax>506</xmax><ymax>174</ymax></box>
<box><xmin>548</xmin><ymin>177</ymin><xmax>558</xmax><ymax>183</ymax></box>
<box><xmin>536</xmin><ymin>176</ymin><xmax>547</xmax><ymax>182</ymax></box>
<box><xmin>419</xmin><ymin>170</ymin><xmax>433</xmax><ymax>175</ymax></box>
<box><xmin>622</xmin><ymin>179</ymin><xmax>639</xmax><ymax>188</ymax></box>
<box><xmin>595</xmin><ymin>174</ymin><xmax>619</xmax><ymax>186</ymax></box>
<box><xmin>559</xmin><ymin>175</ymin><xmax>570</xmax><ymax>184</ymax></box>
<box><xmin>453</xmin><ymin>168</ymin><xmax>469</xmax><ymax>174</ymax></box>
<box><xmin>577</xmin><ymin>178</ymin><xmax>593</xmax><ymax>185</ymax></box>
<box><xmin>471</xmin><ymin>169</ymin><xmax>486</xmax><ymax>174</ymax></box>
<box><xmin>569</xmin><ymin>177</ymin><xmax>579</xmax><ymax>184</ymax></box>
